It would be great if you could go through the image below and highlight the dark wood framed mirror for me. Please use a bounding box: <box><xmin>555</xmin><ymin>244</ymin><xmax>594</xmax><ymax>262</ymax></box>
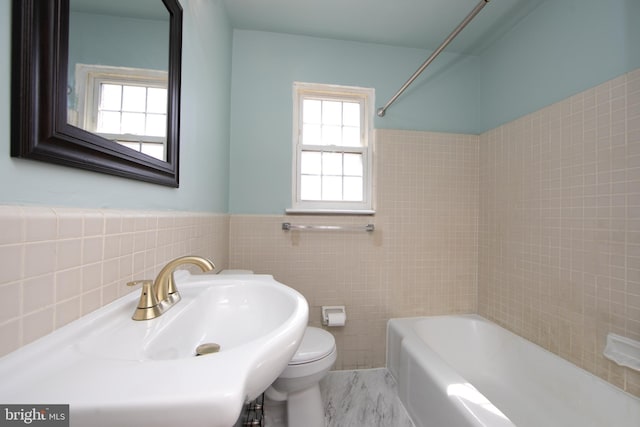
<box><xmin>11</xmin><ymin>0</ymin><xmax>183</xmax><ymax>187</ymax></box>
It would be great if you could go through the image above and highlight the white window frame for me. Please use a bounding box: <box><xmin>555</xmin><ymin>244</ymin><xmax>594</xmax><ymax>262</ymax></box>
<box><xmin>288</xmin><ymin>82</ymin><xmax>375</xmax><ymax>214</ymax></box>
<box><xmin>72</xmin><ymin>64</ymin><xmax>168</xmax><ymax>159</ymax></box>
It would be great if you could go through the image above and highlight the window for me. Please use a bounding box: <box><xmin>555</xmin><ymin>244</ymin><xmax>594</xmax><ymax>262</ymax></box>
<box><xmin>290</xmin><ymin>82</ymin><xmax>374</xmax><ymax>213</ymax></box>
<box><xmin>73</xmin><ymin>64</ymin><xmax>168</xmax><ymax>161</ymax></box>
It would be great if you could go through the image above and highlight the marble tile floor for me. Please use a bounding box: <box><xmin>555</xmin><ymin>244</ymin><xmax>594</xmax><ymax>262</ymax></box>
<box><xmin>264</xmin><ymin>368</ymin><xmax>415</xmax><ymax>427</ymax></box>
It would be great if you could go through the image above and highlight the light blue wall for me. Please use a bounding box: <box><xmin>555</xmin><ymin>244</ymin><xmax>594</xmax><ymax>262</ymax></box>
<box><xmin>3</xmin><ymin>0</ymin><xmax>638</xmax><ymax>214</ymax></box>
<box><xmin>67</xmin><ymin>12</ymin><xmax>168</xmax><ymax>109</ymax></box>
<box><xmin>479</xmin><ymin>0</ymin><xmax>640</xmax><ymax>131</ymax></box>
<box><xmin>229</xmin><ymin>0</ymin><xmax>640</xmax><ymax>214</ymax></box>
<box><xmin>0</xmin><ymin>0</ymin><xmax>232</xmax><ymax>212</ymax></box>
<box><xmin>229</xmin><ymin>30</ymin><xmax>480</xmax><ymax>214</ymax></box>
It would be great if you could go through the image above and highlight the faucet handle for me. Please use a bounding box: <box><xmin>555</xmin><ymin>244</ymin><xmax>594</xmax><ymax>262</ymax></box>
<box><xmin>127</xmin><ymin>280</ymin><xmax>153</xmax><ymax>287</ymax></box>
<box><xmin>127</xmin><ymin>280</ymin><xmax>158</xmax><ymax>308</ymax></box>
<box><xmin>127</xmin><ymin>280</ymin><xmax>163</xmax><ymax>321</ymax></box>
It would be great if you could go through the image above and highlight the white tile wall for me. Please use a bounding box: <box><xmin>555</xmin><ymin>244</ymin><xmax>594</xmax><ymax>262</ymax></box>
<box><xmin>479</xmin><ymin>68</ymin><xmax>640</xmax><ymax>396</ymax></box>
<box><xmin>0</xmin><ymin>206</ymin><xmax>229</xmax><ymax>356</ymax></box>
<box><xmin>229</xmin><ymin>130</ymin><xmax>480</xmax><ymax>370</ymax></box>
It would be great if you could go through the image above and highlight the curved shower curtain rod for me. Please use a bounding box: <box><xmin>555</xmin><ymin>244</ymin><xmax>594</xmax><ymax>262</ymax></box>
<box><xmin>377</xmin><ymin>0</ymin><xmax>490</xmax><ymax>118</ymax></box>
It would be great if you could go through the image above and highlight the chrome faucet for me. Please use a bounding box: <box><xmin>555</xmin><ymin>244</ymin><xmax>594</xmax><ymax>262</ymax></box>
<box><xmin>128</xmin><ymin>255</ymin><xmax>215</xmax><ymax>321</ymax></box>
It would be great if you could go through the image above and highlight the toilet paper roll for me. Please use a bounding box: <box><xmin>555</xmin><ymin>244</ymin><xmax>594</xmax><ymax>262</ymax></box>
<box><xmin>326</xmin><ymin>311</ymin><xmax>346</xmax><ymax>327</ymax></box>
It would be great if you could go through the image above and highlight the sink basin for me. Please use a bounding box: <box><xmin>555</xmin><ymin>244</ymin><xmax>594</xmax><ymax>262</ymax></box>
<box><xmin>0</xmin><ymin>272</ymin><xmax>309</xmax><ymax>427</ymax></box>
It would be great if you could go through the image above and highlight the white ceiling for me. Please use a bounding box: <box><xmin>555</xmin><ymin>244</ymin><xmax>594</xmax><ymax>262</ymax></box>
<box><xmin>222</xmin><ymin>0</ymin><xmax>546</xmax><ymax>54</ymax></box>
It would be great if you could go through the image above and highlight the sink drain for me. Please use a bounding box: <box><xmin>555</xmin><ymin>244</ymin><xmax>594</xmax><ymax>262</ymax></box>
<box><xmin>195</xmin><ymin>343</ymin><xmax>221</xmax><ymax>356</ymax></box>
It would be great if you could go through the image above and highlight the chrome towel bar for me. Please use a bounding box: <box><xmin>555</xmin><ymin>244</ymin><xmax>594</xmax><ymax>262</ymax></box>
<box><xmin>282</xmin><ymin>222</ymin><xmax>375</xmax><ymax>232</ymax></box>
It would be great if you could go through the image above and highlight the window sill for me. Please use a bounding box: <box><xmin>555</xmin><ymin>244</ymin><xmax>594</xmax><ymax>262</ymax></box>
<box><xmin>285</xmin><ymin>208</ymin><xmax>375</xmax><ymax>216</ymax></box>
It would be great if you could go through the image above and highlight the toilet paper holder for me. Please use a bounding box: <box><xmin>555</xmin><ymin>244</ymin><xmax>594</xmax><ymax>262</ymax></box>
<box><xmin>322</xmin><ymin>305</ymin><xmax>346</xmax><ymax>326</ymax></box>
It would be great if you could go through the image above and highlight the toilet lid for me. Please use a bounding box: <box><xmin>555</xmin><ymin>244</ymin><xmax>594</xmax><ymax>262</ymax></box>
<box><xmin>290</xmin><ymin>327</ymin><xmax>335</xmax><ymax>365</ymax></box>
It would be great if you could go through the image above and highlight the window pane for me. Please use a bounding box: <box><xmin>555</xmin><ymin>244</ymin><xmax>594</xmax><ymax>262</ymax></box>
<box><xmin>322</xmin><ymin>101</ymin><xmax>342</xmax><ymax>125</ymax></box>
<box><xmin>301</xmin><ymin>175</ymin><xmax>321</xmax><ymax>200</ymax></box>
<box><xmin>141</xmin><ymin>143</ymin><xmax>165</xmax><ymax>160</ymax></box>
<box><xmin>322</xmin><ymin>152</ymin><xmax>342</xmax><ymax>175</ymax></box>
<box><xmin>321</xmin><ymin>125</ymin><xmax>341</xmax><ymax>145</ymax></box>
<box><xmin>301</xmin><ymin>151</ymin><xmax>321</xmax><ymax>175</ymax></box>
<box><xmin>122</xmin><ymin>86</ymin><xmax>147</xmax><ymax>112</ymax></box>
<box><xmin>294</xmin><ymin>83</ymin><xmax>372</xmax><ymax>209</ymax></box>
<box><xmin>97</xmin><ymin>111</ymin><xmax>121</xmax><ymax>133</ymax></box>
<box><xmin>145</xmin><ymin>113</ymin><xmax>166</xmax><ymax>137</ymax></box>
<box><xmin>121</xmin><ymin>112</ymin><xmax>145</xmax><ymax>135</ymax></box>
<box><xmin>100</xmin><ymin>84</ymin><xmax>122</xmax><ymax>111</ymax></box>
<box><xmin>303</xmin><ymin>99</ymin><xmax>321</xmax><ymax>124</ymax></box>
<box><xmin>302</xmin><ymin>124</ymin><xmax>321</xmax><ymax>145</ymax></box>
<box><xmin>343</xmin><ymin>153</ymin><xmax>363</xmax><ymax>176</ymax></box>
<box><xmin>342</xmin><ymin>102</ymin><xmax>360</xmax><ymax>127</ymax></box>
<box><xmin>342</xmin><ymin>126</ymin><xmax>360</xmax><ymax>147</ymax></box>
<box><xmin>147</xmin><ymin>88</ymin><xmax>167</xmax><ymax>114</ymax></box>
<box><xmin>343</xmin><ymin>177</ymin><xmax>363</xmax><ymax>201</ymax></box>
<box><xmin>322</xmin><ymin>176</ymin><xmax>342</xmax><ymax>200</ymax></box>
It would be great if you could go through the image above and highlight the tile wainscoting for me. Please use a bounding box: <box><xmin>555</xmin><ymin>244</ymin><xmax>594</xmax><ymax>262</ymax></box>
<box><xmin>479</xmin><ymin>68</ymin><xmax>640</xmax><ymax>396</ymax></box>
<box><xmin>229</xmin><ymin>129</ymin><xmax>480</xmax><ymax>370</ymax></box>
<box><xmin>0</xmin><ymin>206</ymin><xmax>229</xmax><ymax>357</ymax></box>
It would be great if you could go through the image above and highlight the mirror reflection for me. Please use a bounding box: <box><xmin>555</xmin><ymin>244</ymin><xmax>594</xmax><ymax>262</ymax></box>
<box><xmin>67</xmin><ymin>0</ymin><xmax>170</xmax><ymax>161</ymax></box>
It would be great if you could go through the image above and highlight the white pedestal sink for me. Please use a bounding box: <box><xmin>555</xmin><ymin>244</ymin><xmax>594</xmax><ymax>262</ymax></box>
<box><xmin>0</xmin><ymin>272</ymin><xmax>309</xmax><ymax>427</ymax></box>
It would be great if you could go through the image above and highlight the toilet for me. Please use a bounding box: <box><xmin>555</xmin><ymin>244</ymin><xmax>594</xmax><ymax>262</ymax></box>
<box><xmin>266</xmin><ymin>326</ymin><xmax>337</xmax><ymax>427</ymax></box>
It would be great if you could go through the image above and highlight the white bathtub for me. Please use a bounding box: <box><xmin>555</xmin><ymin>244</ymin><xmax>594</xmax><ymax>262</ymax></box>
<box><xmin>387</xmin><ymin>315</ymin><xmax>640</xmax><ymax>427</ymax></box>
